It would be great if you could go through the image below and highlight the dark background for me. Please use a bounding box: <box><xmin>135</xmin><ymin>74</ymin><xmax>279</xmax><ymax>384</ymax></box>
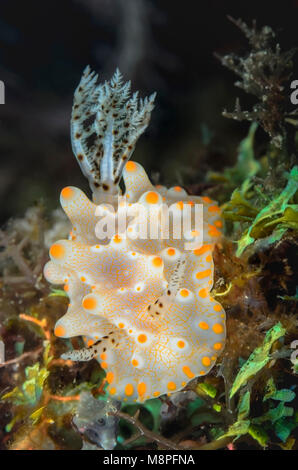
<box><xmin>0</xmin><ymin>0</ymin><xmax>297</xmax><ymax>223</ymax></box>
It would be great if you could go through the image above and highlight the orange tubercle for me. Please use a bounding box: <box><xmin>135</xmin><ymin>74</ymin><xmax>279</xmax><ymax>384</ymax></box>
<box><xmin>180</xmin><ymin>289</ymin><xmax>189</xmax><ymax>298</ymax></box>
<box><xmin>82</xmin><ymin>296</ymin><xmax>97</xmax><ymax>310</ymax></box>
<box><xmin>137</xmin><ymin>334</ymin><xmax>147</xmax><ymax>344</ymax></box>
<box><xmin>193</xmin><ymin>244</ymin><xmax>212</xmax><ymax>256</ymax></box>
<box><xmin>125</xmin><ymin>384</ymin><xmax>134</xmax><ymax>396</ymax></box>
<box><xmin>50</xmin><ymin>243</ymin><xmax>65</xmax><ymax>260</ymax></box>
<box><xmin>137</xmin><ymin>382</ymin><xmax>146</xmax><ymax>396</ymax></box>
<box><xmin>182</xmin><ymin>365</ymin><xmax>195</xmax><ymax>379</ymax></box>
<box><xmin>125</xmin><ymin>161</ymin><xmax>137</xmax><ymax>172</ymax></box>
<box><xmin>55</xmin><ymin>325</ymin><xmax>66</xmax><ymax>337</ymax></box>
<box><xmin>145</xmin><ymin>191</ymin><xmax>159</xmax><ymax>204</ymax></box>
<box><xmin>202</xmin><ymin>356</ymin><xmax>211</xmax><ymax>367</ymax></box>
<box><xmin>152</xmin><ymin>256</ymin><xmax>163</xmax><ymax>268</ymax></box>
<box><xmin>167</xmin><ymin>381</ymin><xmax>176</xmax><ymax>391</ymax></box>
<box><xmin>196</xmin><ymin>269</ymin><xmax>212</xmax><ymax>280</ymax></box>
<box><xmin>213</xmin><ymin>323</ymin><xmax>224</xmax><ymax>334</ymax></box>
<box><xmin>61</xmin><ymin>186</ymin><xmax>74</xmax><ymax>200</ymax></box>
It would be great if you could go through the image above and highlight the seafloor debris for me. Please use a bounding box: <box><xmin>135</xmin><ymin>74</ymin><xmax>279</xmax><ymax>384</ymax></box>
<box><xmin>73</xmin><ymin>391</ymin><xmax>120</xmax><ymax>450</ymax></box>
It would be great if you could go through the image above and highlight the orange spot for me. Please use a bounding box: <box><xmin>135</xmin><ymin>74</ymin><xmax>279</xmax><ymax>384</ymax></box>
<box><xmin>202</xmin><ymin>356</ymin><xmax>211</xmax><ymax>367</ymax></box>
<box><xmin>50</xmin><ymin>243</ymin><xmax>65</xmax><ymax>259</ymax></box>
<box><xmin>214</xmin><ymin>342</ymin><xmax>223</xmax><ymax>351</ymax></box>
<box><xmin>196</xmin><ymin>269</ymin><xmax>212</xmax><ymax>280</ymax></box>
<box><xmin>213</xmin><ymin>323</ymin><xmax>224</xmax><ymax>334</ymax></box>
<box><xmin>55</xmin><ymin>325</ymin><xmax>65</xmax><ymax>337</ymax></box>
<box><xmin>167</xmin><ymin>381</ymin><xmax>176</xmax><ymax>391</ymax></box>
<box><xmin>199</xmin><ymin>321</ymin><xmax>209</xmax><ymax>330</ymax></box>
<box><xmin>100</xmin><ymin>353</ymin><xmax>107</xmax><ymax>361</ymax></box>
<box><xmin>180</xmin><ymin>289</ymin><xmax>189</xmax><ymax>298</ymax></box>
<box><xmin>206</xmin><ymin>254</ymin><xmax>212</xmax><ymax>262</ymax></box>
<box><xmin>187</xmin><ymin>201</ymin><xmax>194</xmax><ymax>206</ymax></box>
<box><xmin>177</xmin><ymin>340</ymin><xmax>185</xmax><ymax>348</ymax></box>
<box><xmin>114</xmin><ymin>234</ymin><xmax>122</xmax><ymax>243</ymax></box>
<box><xmin>145</xmin><ymin>191</ymin><xmax>159</xmax><ymax>204</ymax></box>
<box><xmin>138</xmin><ymin>382</ymin><xmax>146</xmax><ymax>396</ymax></box>
<box><xmin>82</xmin><ymin>297</ymin><xmax>97</xmax><ymax>310</ymax></box>
<box><xmin>125</xmin><ymin>161</ymin><xmax>137</xmax><ymax>172</ymax></box>
<box><xmin>200</xmin><ymin>371</ymin><xmax>205</xmax><ymax>375</ymax></box>
<box><xmin>182</xmin><ymin>365</ymin><xmax>195</xmax><ymax>379</ymax></box>
<box><xmin>80</xmin><ymin>276</ymin><xmax>86</xmax><ymax>282</ymax></box>
<box><xmin>118</xmin><ymin>322</ymin><xmax>125</xmax><ymax>329</ymax></box>
<box><xmin>221</xmin><ymin>313</ymin><xmax>225</xmax><ymax>318</ymax></box>
<box><xmin>101</xmin><ymin>362</ymin><xmax>108</xmax><ymax>369</ymax></box>
<box><xmin>181</xmin><ymin>381</ymin><xmax>187</xmax><ymax>387</ymax></box>
<box><xmin>61</xmin><ymin>186</ymin><xmax>74</xmax><ymax>199</ymax></box>
<box><xmin>202</xmin><ymin>196</ymin><xmax>212</xmax><ymax>204</ymax></box>
<box><xmin>109</xmin><ymin>387</ymin><xmax>116</xmax><ymax>395</ymax></box>
<box><xmin>153</xmin><ymin>391</ymin><xmax>160</xmax><ymax>397</ymax></box>
<box><xmin>64</xmin><ymin>284</ymin><xmax>69</xmax><ymax>292</ymax></box>
<box><xmin>174</xmin><ymin>186</ymin><xmax>182</xmax><ymax>192</ymax></box>
<box><xmin>125</xmin><ymin>384</ymin><xmax>134</xmax><ymax>396</ymax></box>
<box><xmin>87</xmin><ymin>339</ymin><xmax>94</xmax><ymax>347</ymax></box>
<box><xmin>198</xmin><ymin>288</ymin><xmax>208</xmax><ymax>298</ymax></box>
<box><xmin>167</xmin><ymin>248</ymin><xmax>175</xmax><ymax>256</ymax></box>
<box><xmin>214</xmin><ymin>304</ymin><xmax>222</xmax><ymax>312</ymax></box>
<box><xmin>208</xmin><ymin>225</ymin><xmax>221</xmax><ymax>237</ymax></box>
<box><xmin>152</xmin><ymin>256</ymin><xmax>163</xmax><ymax>268</ymax></box>
<box><xmin>214</xmin><ymin>220</ymin><xmax>223</xmax><ymax>228</ymax></box>
<box><xmin>176</xmin><ymin>201</ymin><xmax>184</xmax><ymax>210</ymax></box>
<box><xmin>208</xmin><ymin>205</ymin><xmax>220</xmax><ymax>213</ymax></box>
<box><xmin>193</xmin><ymin>244</ymin><xmax>211</xmax><ymax>256</ymax></box>
<box><xmin>131</xmin><ymin>359</ymin><xmax>139</xmax><ymax>367</ymax></box>
<box><xmin>106</xmin><ymin>372</ymin><xmax>114</xmax><ymax>384</ymax></box>
<box><xmin>137</xmin><ymin>334</ymin><xmax>147</xmax><ymax>344</ymax></box>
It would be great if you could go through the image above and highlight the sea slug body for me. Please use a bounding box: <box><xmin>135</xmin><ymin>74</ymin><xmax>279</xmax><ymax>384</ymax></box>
<box><xmin>44</xmin><ymin>67</ymin><xmax>225</xmax><ymax>402</ymax></box>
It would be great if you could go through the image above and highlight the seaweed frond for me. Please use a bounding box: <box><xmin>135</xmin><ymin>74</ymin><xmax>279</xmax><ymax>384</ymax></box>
<box><xmin>216</xmin><ymin>16</ymin><xmax>297</xmax><ymax>151</ymax></box>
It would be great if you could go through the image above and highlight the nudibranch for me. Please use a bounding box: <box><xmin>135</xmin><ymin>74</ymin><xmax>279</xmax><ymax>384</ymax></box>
<box><xmin>44</xmin><ymin>67</ymin><xmax>225</xmax><ymax>402</ymax></box>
